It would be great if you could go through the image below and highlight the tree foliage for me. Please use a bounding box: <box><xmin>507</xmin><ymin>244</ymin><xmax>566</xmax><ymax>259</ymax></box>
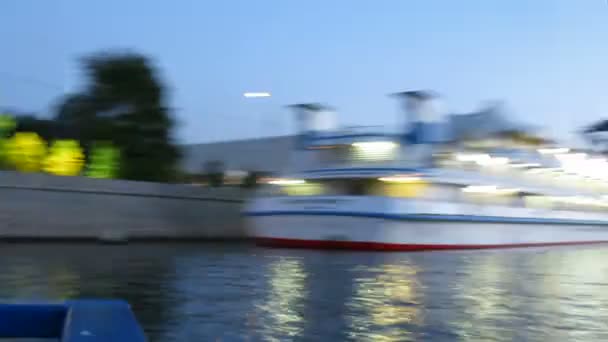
<box><xmin>55</xmin><ymin>52</ymin><xmax>180</xmax><ymax>182</ymax></box>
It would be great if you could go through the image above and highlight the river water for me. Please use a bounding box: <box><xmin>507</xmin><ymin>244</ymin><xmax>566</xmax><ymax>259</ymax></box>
<box><xmin>1</xmin><ymin>243</ymin><xmax>608</xmax><ymax>341</ymax></box>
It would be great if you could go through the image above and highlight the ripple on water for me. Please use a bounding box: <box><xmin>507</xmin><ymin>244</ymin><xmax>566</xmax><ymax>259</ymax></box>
<box><xmin>1</xmin><ymin>243</ymin><xmax>608</xmax><ymax>341</ymax></box>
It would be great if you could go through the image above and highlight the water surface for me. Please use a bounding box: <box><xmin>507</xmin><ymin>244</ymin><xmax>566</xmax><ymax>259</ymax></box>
<box><xmin>1</xmin><ymin>243</ymin><xmax>607</xmax><ymax>341</ymax></box>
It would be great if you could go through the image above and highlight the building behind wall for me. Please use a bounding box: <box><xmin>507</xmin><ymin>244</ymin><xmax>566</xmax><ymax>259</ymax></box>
<box><xmin>180</xmin><ymin>135</ymin><xmax>296</xmax><ymax>178</ymax></box>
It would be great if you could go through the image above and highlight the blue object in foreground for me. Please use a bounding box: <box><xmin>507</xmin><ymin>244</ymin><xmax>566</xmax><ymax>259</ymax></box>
<box><xmin>0</xmin><ymin>299</ymin><xmax>147</xmax><ymax>341</ymax></box>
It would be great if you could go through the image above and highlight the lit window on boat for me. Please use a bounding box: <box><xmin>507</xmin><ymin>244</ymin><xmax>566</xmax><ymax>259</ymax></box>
<box><xmin>369</xmin><ymin>176</ymin><xmax>428</xmax><ymax>198</ymax></box>
<box><xmin>282</xmin><ymin>182</ymin><xmax>324</xmax><ymax>196</ymax></box>
<box><xmin>350</xmin><ymin>141</ymin><xmax>398</xmax><ymax>162</ymax></box>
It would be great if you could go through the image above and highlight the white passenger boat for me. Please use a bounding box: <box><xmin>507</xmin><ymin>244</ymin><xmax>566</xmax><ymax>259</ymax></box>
<box><xmin>244</xmin><ymin>91</ymin><xmax>608</xmax><ymax>251</ymax></box>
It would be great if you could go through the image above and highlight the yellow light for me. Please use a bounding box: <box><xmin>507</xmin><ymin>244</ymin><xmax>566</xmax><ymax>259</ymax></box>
<box><xmin>268</xmin><ymin>178</ymin><xmax>306</xmax><ymax>185</ymax></box>
<box><xmin>43</xmin><ymin>140</ymin><xmax>85</xmax><ymax>176</ymax></box>
<box><xmin>6</xmin><ymin>132</ymin><xmax>47</xmax><ymax>172</ymax></box>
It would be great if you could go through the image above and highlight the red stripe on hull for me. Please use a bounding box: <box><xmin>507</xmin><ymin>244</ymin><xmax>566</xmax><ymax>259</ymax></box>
<box><xmin>256</xmin><ymin>237</ymin><xmax>608</xmax><ymax>251</ymax></box>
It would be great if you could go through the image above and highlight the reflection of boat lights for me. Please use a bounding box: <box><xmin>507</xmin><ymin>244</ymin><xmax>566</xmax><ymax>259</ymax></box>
<box><xmin>268</xmin><ymin>179</ymin><xmax>306</xmax><ymax>185</ymax></box>
<box><xmin>257</xmin><ymin>258</ymin><xmax>307</xmax><ymax>339</ymax></box>
<box><xmin>452</xmin><ymin>254</ymin><xmax>514</xmax><ymax>341</ymax></box>
<box><xmin>348</xmin><ymin>263</ymin><xmax>421</xmax><ymax>341</ymax></box>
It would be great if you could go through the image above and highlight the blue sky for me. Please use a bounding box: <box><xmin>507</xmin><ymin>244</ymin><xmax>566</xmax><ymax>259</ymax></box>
<box><xmin>2</xmin><ymin>0</ymin><xmax>607</xmax><ymax>145</ymax></box>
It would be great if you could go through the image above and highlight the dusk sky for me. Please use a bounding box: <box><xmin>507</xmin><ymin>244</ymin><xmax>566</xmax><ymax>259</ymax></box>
<box><xmin>2</xmin><ymin>0</ymin><xmax>608</xmax><ymax>145</ymax></box>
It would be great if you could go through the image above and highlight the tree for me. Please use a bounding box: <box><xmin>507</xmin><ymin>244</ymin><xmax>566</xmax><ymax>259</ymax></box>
<box><xmin>55</xmin><ymin>52</ymin><xmax>180</xmax><ymax>182</ymax></box>
<box><xmin>14</xmin><ymin>115</ymin><xmax>58</xmax><ymax>141</ymax></box>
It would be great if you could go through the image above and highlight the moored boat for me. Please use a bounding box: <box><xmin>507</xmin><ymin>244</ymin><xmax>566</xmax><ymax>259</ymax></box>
<box><xmin>245</xmin><ymin>91</ymin><xmax>608</xmax><ymax>251</ymax></box>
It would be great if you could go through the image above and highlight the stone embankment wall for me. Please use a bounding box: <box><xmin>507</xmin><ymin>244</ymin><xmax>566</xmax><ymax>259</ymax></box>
<box><xmin>0</xmin><ymin>171</ymin><xmax>252</xmax><ymax>241</ymax></box>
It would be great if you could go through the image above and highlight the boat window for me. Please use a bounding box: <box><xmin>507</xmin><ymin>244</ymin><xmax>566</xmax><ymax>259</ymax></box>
<box><xmin>266</xmin><ymin>177</ymin><xmax>430</xmax><ymax>198</ymax></box>
<box><xmin>282</xmin><ymin>182</ymin><xmax>324</xmax><ymax>196</ymax></box>
<box><xmin>373</xmin><ymin>181</ymin><xmax>429</xmax><ymax>198</ymax></box>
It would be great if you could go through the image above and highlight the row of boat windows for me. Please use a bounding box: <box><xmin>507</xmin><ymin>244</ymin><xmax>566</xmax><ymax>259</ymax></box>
<box><xmin>263</xmin><ymin>179</ymin><xmax>608</xmax><ymax>213</ymax></box>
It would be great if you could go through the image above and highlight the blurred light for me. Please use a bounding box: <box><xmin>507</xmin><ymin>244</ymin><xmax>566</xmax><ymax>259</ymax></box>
<box><xmin>462</xmin><ymin>185</ymin><xmax>498</xmax><ymax>193</ymax></box>
<box><xmin>43</xmin><ymin>140</ymin><xmax>85</xmax><ymax>176</ymax></box>
<box><xmin>462</xmin><ymin>185</ymin><xmax>519</xmax><ymax>194</ymax></box>
<box><xmin>525</xmin><ymin>167</ymin><xmax>560</xmax><ymax>174</ymax></box>
<box><xmin>378</xmin><ymin>175</ymin><xmax>422</xmax><ymax>183</ymax></box>
<box><xmin>351</xmin><ymin>141</ymin><xmax>397</xmax><ymax>162</ymax></box>
<box><xmin>476</xmin><ymin>156</ymin><xmax>509</xmax><ymax>166</ymax></box>
<box><xmin>85</xmin><ymin>143</ymin><xmax>120</xmax><ymax>179</ymax></box>
<box><xmin>455</xmin><ymin>153</ymin><xmax>490</xmax><ymax>162</ymax></box>
<box><xmin>538</xmin><ymin>147</ymin><xmax>570</xmax><ymax>154</ymax></box>
<box><xmin>510</xmin><ymin>163</ymin><xmax>541</xmax><ymax>168</ymax></box>
<box><xmin>456</xmin><ymin>153</ymin><xmax>510</xmax><ymax>166</ymax></box>
<box><xmin>352</xmin><ymin>141</ymin><xmax>397</xmax><ymax>151</ymax></box>
<box><xmin>555</xmin><ymin>152</ymin><xmax>587</xmax><ymax>160</ymax></box>
<box><xmin>6</xmin><ymin>132</ymin><xmax>47</xmax><ymax>172</ymax></box>
<box><xmin>243</xmin><ymin>92</ymin><xmax>271</xmax><ymax>98</ymax></box>
<box><xmin>268</xmin><ymin>178</ymin><xmax>305</xmax><ymax>185</ymax></box>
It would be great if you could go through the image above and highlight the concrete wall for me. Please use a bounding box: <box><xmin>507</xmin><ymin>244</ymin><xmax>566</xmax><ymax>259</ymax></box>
<box><xmin>0</xmin><ymin>171</ymin><xmax>252</xmax><ymax>240</ymax></box>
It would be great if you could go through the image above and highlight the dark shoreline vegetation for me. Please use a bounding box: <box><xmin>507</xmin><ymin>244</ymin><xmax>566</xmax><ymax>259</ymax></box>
<box><xmin>2</xmin><ymin>51</ymin><xmax>180</xmax><ymax>183</ymax></box>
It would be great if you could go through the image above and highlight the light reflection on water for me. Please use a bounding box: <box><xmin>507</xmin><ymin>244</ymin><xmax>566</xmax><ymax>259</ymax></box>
<box><xmin>255</xmin><ymin>257</ymin><xmax>308</xmax><ymax>341</ymax></box>
<box><xmin>1</xmin><ymin>244</ymin><xmax>608</xmax><ymax>341</ymax></box>
<box><xmin>348</xmin><ymin>263</ymin><xmax>422</xmax><ymax>342</ymax></box>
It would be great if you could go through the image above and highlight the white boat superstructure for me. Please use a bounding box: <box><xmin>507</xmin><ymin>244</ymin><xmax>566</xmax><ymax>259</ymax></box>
<box><xmin>244</xmin><ymin>91</ymin><xmax>608</xmax><ymax>250</ymax></box>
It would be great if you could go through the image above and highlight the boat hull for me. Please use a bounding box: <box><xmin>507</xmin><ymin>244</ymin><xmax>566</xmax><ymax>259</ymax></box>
<box><xmin>247</xmin><ymin>214</ymin><xmax>608</xmax><ymax>251</ymax></box>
